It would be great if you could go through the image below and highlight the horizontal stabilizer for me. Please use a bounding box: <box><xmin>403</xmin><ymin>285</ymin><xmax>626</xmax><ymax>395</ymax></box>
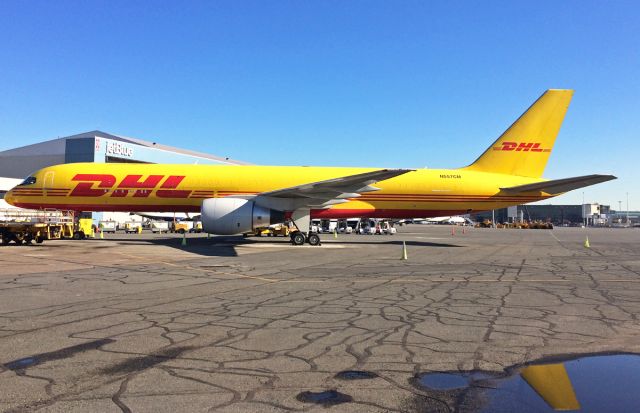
<box><xmin>500</xmin><ymin>174</ymin><xmax>616</xmax><ymax>195</ymax></box>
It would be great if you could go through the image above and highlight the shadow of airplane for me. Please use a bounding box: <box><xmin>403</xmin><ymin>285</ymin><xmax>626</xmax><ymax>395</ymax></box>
<box><xmin>13</xmin><ymin>233</ymin><xmax>462</xmax><ymax>257</ymax></box>
<box><xmin>323</xmin><ymin>239</ymin><xmax>462</xmax><ymax>247</ymax></box>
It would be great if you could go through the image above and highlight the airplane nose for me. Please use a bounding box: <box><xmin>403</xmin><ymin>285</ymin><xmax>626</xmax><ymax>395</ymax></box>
<box><xmin>4</xmin><ymin>189</ymin><xmax>16</xmax><ymax>206</ymax></box>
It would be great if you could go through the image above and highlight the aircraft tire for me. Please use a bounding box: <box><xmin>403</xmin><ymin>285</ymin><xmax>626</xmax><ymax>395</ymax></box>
<box><xmin>291</xmin><ymin>232</ymin><xmax>305</xmax><ymax>246</ymax></box>
<box><xmin>307</xmin><ymin>233</ymin><xmax>321</xmax><ymax>246</ymax></box>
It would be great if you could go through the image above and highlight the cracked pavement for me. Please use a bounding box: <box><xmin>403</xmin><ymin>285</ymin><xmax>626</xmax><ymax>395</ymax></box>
<box><xmin>1</xmin><ymin>226</ymin><xmax>639</xmax><ymax>412</ymax></box>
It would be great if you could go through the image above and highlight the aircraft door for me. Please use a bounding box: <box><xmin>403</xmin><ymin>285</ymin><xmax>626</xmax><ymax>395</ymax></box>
<box><xmin>44</xmin><ymin>171</ymin><xmax>55</xmax><ymax>191</ymax></box>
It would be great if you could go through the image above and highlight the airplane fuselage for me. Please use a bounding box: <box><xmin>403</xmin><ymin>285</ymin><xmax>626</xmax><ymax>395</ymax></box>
<box><xmin>5</xmin><ymin>163</ymin><xmax>550</xmax><ymax>218</ymax></box>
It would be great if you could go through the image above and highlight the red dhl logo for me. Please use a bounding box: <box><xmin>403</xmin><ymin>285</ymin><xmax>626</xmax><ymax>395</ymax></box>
<box><xmin>492</xmin><ymin>142</ymin><xmax>551</xmax><ymax>152</ymax></box>
<box><xmin>70</xmin><ymin>174</ymin><xmax>191</xmax><ymax>198</ymax></box>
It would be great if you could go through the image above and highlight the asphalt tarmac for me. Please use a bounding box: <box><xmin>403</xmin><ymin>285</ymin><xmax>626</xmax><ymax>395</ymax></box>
<box><xmin>1</xmin><ymin>226</ymin><xmax>639</xmax><ymax>412</ymax></box>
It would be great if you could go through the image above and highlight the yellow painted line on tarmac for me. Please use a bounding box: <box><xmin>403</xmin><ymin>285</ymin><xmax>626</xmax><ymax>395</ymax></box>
<box><xmin>278</xmin><ymin>278</ymin><xmax>569</xmax><ymax>284</ymax></box>
<box><xmin>274</xmin><ymin>278</ymin><xmax>640</xmax><ymax>284</ymax></box>
<box><xmin>184</xmin><ymin>265</ymin><xmax>281</xmax><ymax>283</ymax></box>
<box><xmin>116</xmin><ymin>252</ymin><xmax>148</xmax><ymax>260</ymax></box>
<box><xmin>595</xmin><ymin>279</ymin><xmax>640</xmax><ymax>283</ymax></box>
<box><xmin>158</xmin><ymin>261</ymin><xmax>179</xmax><ymax>267</ymax></box>
<box><xmin>549</xmin><ymin>230</ymin><xmax>563</xmax><ymax>243</ymax></box>
<box><xmin>389</xmin><ymin>279</ymin><xmax>573</xmax><ymax>283</ymax></box>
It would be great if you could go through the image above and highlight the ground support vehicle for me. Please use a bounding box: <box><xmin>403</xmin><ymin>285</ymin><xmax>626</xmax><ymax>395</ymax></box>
<box><xmin>244</xmin><ymin>223</ymin><xmax>290</xmax><ymax>238</ymax></box>
<box><xmin>124</xmin><ymin>222</ymin><xmax>143</xmax><ymax>234</ymax></box>
<box><xmin>378</xmin><ymin>220</ymin><xmax>397</xmax><ymax>235</ymax></box>
<box><xmin>0</xmin><ymin>209</ymin><xmax>74</xmax><ymax>245</ymax></box>
<box><xmin>74</xmin><ymin>218</ymin><xmax>95</xmax><ymax>239</ymax></box>
<box><xmin>150</xmin><ymin>221</ymin><xmax>169</xmax><ymax>233</ymax></box>
<box><xmin>98</xmin><ymin>220</ymin><xmax>117</xmax><ymax>233</ymax></box>
<box><xmin>171</xmin><ymin>221</ymin><xmax>193</xmax><ymax>234</ymax></box>
<box><xmin>189</xmin><ymin>221</ymin><xmax>203</xmax><ymax>233</ymax></box>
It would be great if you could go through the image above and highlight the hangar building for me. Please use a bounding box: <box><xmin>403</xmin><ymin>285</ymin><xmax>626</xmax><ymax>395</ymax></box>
<box><xmin>0</xmin><ymin>130</ymin><xmax>247</xmax><ymax>222</ymax></box>
<box><xmin>0</xmin><ymin>130</ymin><xmax>246</xmax><ymax>180</ymax></box>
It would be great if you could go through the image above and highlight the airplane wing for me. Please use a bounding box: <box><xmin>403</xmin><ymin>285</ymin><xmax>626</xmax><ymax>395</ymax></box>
<box><xmin>500</xmin><ymin>174</ymin><xmax>616</xmax><ymax>195</ymax></box>
<box><xmin>261</xmin><ymin>169</ymin><xmax>414</xmax><ymax>202</ymax></box>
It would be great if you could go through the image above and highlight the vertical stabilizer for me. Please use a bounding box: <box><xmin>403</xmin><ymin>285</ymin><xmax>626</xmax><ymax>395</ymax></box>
<box><xmin>464</xmin><ymin>89</ymin><xmax>573</xmax><ymax>178</ymax></box>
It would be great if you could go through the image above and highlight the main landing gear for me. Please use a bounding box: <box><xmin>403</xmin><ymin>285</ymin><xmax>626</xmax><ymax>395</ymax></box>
<box><xmin>288</xmin><ymin>208</ymin><xmax>320</xmax><ymax>246</ymax></box>
<box><xmin>290</xmin><ymin>231</ymin><xmax>321</xmax><ymax>246</ymax></box>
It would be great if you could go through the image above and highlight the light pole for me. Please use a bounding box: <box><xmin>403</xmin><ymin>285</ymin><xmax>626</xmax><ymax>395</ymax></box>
<box><xmin>627</xmin><ymin>192</ymin><xmax>630</xmax><ymax>225</ymax></box>
<box><xmin>582</xmin><ymin>192</ymin><xmax>586</xmax><ymax>227</ymax></box>
<box><xmin>619</xmin><ymin>200</ymin><xmax>622</xmax><ymax>224</ymax></box>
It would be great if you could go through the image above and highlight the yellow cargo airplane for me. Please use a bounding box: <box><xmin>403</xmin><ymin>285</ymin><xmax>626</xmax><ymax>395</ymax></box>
<box><xmin>5</xmin><ymin>89</ymin><xmax>615</xmax><ymax>245</ymax></box>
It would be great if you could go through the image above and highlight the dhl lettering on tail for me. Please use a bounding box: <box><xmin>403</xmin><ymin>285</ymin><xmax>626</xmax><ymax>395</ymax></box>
<box><xmin>492</xmin><ymin>142</ymin><xmax>551</xmax><ymax>152</ymax></box>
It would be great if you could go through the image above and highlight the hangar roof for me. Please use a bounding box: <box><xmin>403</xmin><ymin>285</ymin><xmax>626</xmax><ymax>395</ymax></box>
<box><xmin>64</xmin><ymin>130</ymin><xmax>249</xmax><ymax>165</ymax></box>
<box><xmin>0</xmin><ymin>130</ymin><xmax>249</xmax><ymax>165</ymax></box>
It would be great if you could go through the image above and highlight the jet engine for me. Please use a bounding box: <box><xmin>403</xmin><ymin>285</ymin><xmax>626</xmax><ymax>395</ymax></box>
<box><xmin>201</xmin><ymin>198</ymin><xmax>285</xmax><ymax>235</ymax></box>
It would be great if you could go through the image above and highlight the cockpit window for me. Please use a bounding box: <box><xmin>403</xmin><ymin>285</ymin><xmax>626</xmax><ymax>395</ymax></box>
<box><xmin>19</xmin><ymin>176</ymin><xmax>37</xmax><ymax>186</ymax></box>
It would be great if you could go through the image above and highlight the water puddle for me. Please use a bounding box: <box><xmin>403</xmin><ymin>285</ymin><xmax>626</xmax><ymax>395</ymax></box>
<box><xmin>5</xmin><ymin>357</ymin><xmax>37</xmax><ymax>369</ymax></box>
<box><xmin>412</xmin><ymin>353</ymin><xmax>640</xmax><ymax>412</ymax></box>
<box><xmin>296</xmin><ymin>390</ymin><xmax>353</xmax><ymax>406</ymax></box>
<box><xmin>335</xmin><ymin>370</ymin><xmax>378</xmax><ymax>380</ymax></box>
<box><xmin>415</xmin><ymin>372</ymin><xmax>472</xmax><ymax>390</ymax></box>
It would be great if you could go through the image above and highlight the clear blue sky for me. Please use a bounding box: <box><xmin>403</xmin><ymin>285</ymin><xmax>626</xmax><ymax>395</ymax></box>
<box><xmin>0</xmin><ymin>1</ymin><xmax>638</xmax><ymax>209</ymax></box>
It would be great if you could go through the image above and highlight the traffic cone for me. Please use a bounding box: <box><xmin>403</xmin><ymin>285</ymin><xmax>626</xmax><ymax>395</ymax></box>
<box><xmin>584</xmin><ymin>236</ymin><xmax>590</xmax><ymax>248</ymax></box>
<box><xmin>451</xmin><ymin>226</ymin><xmax>456</xmax><ymax>236</ymax></box>
<box><xmin>401</xmin><ymin>241</ymin><xmax>408</xmax><ymax>260</ymax></box>
<box><xmin>181</xmin><ymin>232</ymin><xmax>187</xmax><ymax>246</ymax></box>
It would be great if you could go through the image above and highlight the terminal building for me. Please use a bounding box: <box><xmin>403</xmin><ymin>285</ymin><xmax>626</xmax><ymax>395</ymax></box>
<box><xmin>0</xmin><ymin>130</ymin><xmax>247</xmax><ymax>222</ymax></box>
<box><xmin>472</xmin><ymin>203</ymin><xmax>638</xmax><ymax>227</ymax></box>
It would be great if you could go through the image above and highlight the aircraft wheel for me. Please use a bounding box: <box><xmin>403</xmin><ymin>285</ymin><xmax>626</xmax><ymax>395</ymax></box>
<box><xmin>291</xmin><ymin>231</ymin><xmax>306</xmax><ymax>246</ymax></box>
<box><xmin>307</xmin><ymin>233</ymin><xmax>321</xmax><ymax>246</ymax></box>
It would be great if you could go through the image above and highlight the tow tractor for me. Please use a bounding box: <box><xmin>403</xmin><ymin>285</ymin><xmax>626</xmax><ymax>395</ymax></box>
<box><xmin>244</xmin><ymin>223</ymin><xmax>291</xmax><ymax>238</ymax></box>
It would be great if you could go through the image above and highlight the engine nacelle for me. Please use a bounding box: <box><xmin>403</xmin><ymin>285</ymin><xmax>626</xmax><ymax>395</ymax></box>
<box><xmin>201</xmin><ymin>198</ymin><xmax>285</xmax><ymax>235</ymax></box>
